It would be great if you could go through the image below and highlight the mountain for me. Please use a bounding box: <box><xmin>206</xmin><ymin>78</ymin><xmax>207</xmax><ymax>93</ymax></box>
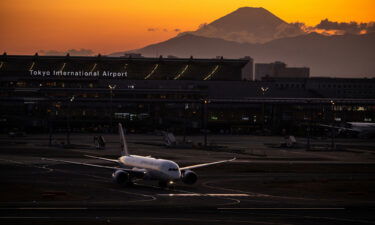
<box><xmin>111</xmin><ymin>34</ymin><xmax>252</xmax><ymax>58</ymax></box>
<box><xmin>255</xmin><ymin>32</ymin><xmax>375</xmax><ymax>77</ymax></box>
<box><xmin>190</xmin><ymin>7</ymin><xmax>304</xmax><ymax>43</ymax></box>
<box><xmin>111</xmin><ymin>32</ymin><xmax>375</xmax><ymax>77</ymax></box>
<box><xmin>110</xmin><ymin>7</ymin><xmax>375</xmax><ymax>77</ymax></box>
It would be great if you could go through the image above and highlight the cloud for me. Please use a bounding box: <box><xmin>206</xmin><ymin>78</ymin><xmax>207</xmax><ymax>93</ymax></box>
<box><xmin>39</xmin><ymin>49</ymin><xmax>96</xmax><ymax>56</ymax></box>
<box><xmin>289</xmin><ymin>22</ymin><xmax>314</xmax><ymax>33</ymax></box>
<box><xmin>316</xmin><ymin>19</ymin><xmax>365</xmax><ymax>34</ymax></box>
<box><xmin>366</xmin><ymin>22</ymin><xmax>375</xmax><ymax>33</ymax></box>
<box><xmin>148</xmin><ymin>28</ymin><xmax>177</xmax><ymax>32</ymax></box>
<box><xmin>292</xmin><ymin>19</ymin><xmax>375</xmax><ymax>35</ymax></box>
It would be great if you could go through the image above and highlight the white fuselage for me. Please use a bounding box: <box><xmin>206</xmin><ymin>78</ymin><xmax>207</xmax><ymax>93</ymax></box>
<box><xmin>119</xmin><ymin>155</ymin><xmax>181</xmax><ymax>181</ymax></box>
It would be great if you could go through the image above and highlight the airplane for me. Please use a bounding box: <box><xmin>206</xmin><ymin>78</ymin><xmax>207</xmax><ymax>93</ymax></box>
<box><xmin>161</xmin><ymin>131</ymin><xmax>193</xmax><ymax>148</ymax></box>
<box><xmin>317</xmin><ymin>122</ymin><xmax>375</xmax><ymax>138</ymax></box>
<box><xmin>43</xmin><ymin>123</ymin><xmax>235</xmax><ymax>188</ymax></box>
<box><xmin>347</xmin><ymin>122</ymin><xmax>375</xmax><ymax>138</ymax></box>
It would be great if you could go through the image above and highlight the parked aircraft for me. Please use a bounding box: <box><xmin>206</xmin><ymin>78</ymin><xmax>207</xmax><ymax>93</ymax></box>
<box><xmin>317</xmin><ymin>122</ymin><xmax>375</xmax><ymax>138</ymax></box>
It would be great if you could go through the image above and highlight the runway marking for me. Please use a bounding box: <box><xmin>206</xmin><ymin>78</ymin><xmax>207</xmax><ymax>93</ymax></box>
<box><xmin>0</xmin><ymin>207</ymin><xmax>88</xmax><ymax>210</ymax></box>
<box><xmin>0</xmin><ymin>158</ymin><xmax>54</xmax><ymax>172</ymax></box>
<box><xmin>0</xmin><ymin>217</ymin><xmax>52</xmax><ymax>219</ymax></box>
<box><xmin>0</xmin><ymin>216</ymin><xmax>286</xmax><ymax>224</ymax></box>
<box><xmin>158</xmin><ymin>193</ymin><xmax>249</xmax><ymax>197</ymax></box>
<box><xmin>1</xmin><ymin>157</ymin><xmax>157</xmax><ymax>204</ymax></box>
<box><xmin>234</xmin><ymin>160</ymin><xmax>375</xmax><ymax>165</ymax></box>
<box><xmin>164</xmin><ymin>188</ymin><xmax>242</xmax><ymax>206</ymax></box>
<box><xmin>45</xmin><ymin>168</ymin><xmax>157</xmax><ymax>203</ymax></box>
<box><xmin>202</xmin><ymin>180</ymin><xmax>316</xmax><ymax>201</ymax></box>
<box><xmin>260</xmin><ymin>212</ymin><xmax>375</xmax><ymax>225</ymax></box>
<box><xmin>130</xmin><ymin>182</ymin><xmax>241</xmax><ymax>206</ymax></box>
<box><xmin>218</xmin><ymin>207</ymin><xmax>346</xmax><ymax>210</ymax></box>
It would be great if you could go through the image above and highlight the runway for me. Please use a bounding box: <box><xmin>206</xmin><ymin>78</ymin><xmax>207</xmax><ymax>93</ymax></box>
<box><xmin>1</xmin><ymin>205</ymin><xmax>374</xmax><ymax>225</ymax></box>
<box><xmin>1</xmin><ymin>134</ymin><xmax>375</xmax><ymax>224</ymax></box>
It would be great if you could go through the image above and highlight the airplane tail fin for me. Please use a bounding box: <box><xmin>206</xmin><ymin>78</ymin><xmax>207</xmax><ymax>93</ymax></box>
<box><xmin>118</xmin><ymin>123</ymin><xmax>129</xmax><ymax>156</ymax></box>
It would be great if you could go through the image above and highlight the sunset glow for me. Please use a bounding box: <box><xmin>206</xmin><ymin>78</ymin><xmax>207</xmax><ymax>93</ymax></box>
<box><xmin>1</xmin><ymin>0</ymin><xmax>374</xmax><ymax>55</ymax></box>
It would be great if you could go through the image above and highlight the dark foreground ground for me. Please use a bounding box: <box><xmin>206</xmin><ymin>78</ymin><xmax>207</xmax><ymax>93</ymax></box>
<box><xmin>1</xmin><ymin>134</ymin><xmax>375</xmax><ymax>224</ymax></box>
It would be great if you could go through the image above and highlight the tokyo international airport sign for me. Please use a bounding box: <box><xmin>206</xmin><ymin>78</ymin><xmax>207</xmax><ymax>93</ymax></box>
<box><xmin>29</xmin><ymin>70</ymin><xmax>127</xmax><ymax>78</ymax></box>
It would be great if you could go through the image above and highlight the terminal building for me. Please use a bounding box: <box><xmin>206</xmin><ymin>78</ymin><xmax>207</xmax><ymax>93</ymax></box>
<box><xmin>0</xmin><ymin>54</ymin><xmax>374</xmax><ymax>136</ymax></box>
<box><xmin>255</xmin><ymin>61</ymin><xmax>310</xmax><ymax>80</ymax></box>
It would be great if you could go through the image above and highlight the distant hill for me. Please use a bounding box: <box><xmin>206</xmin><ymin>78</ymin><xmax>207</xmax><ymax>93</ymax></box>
<box><xmin>111</xmin><ymin>34</ymin><xmax>251</xmax><ymax>58</ymax></box>
<box><xmin>111</xmin><ymin>32</ymin><xmax>375</xmax><ymax>77</ymax></box>
<box><xmin>190</xmin><ymin>7</ymin><xmax>304</xmax><ymax>44</ymax></box>
<box><xmin>255</xmin><ymin>32</ymin><xmax>375</xmax><ymax>77</ymax></box>
<box><xmin>110</xmin><ymin>7</ymin><xmax>375</xmax><ymax>78</ymax></box>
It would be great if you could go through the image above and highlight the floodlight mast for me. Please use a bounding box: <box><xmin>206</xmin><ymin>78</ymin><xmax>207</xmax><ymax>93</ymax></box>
<box><xmin>108</xmin><ymin>85</ymin><xmax>117</xmax><ymax>133</ymax></box>
<box><xmin>330</xmin><ymin>100</ymin><xmax>336</xmax><ymax>150</ymax></box>
<box><xmin>66</xmin><ymin>95</ymin><xmax>75</xmax><ymax>145</ymax></box>
<box><xmin>202</xmin><ymin>99</ymin><xmax>210</xmax><ymax>147</ymax></box>
<box><xmin>260</xmin><ymin>87</ymin><xmax>269</xmax><ymax>130</ymax></box>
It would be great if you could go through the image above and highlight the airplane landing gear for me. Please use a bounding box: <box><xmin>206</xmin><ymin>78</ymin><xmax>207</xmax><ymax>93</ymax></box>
<box><xmin>158</xmin><ymin>180</ymin><xmax>175</xmax><ymax>189</ymax></box>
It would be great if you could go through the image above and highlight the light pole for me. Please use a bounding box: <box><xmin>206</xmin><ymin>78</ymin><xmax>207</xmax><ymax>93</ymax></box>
<box><xmin>183</xmin><ymin>103</ymin><xmax>189</xmax><ymax>143</ymax></box>
<box><xmin>330</xmin><ymin>100</ymin><xmax>335</xmax><ymax>150</ymax></box>
<box><xmin>48</xmin><ymin>103</ymin><xmax>53</xmax><ymax>146</ymax></box>
<box><xmin>108</xmin><ymin>85</ymin><xmax>116</xmax><ymax>133</ymax></box>
<box><xmin>66</xmin><ymin>95</ymin><xmax>75</xmax><ymax>145</ymax></box>
<box><xmin>260</xmin><ymin>87</ymin><xmax>269</xmax><ymax>130</ymax></box>
<box><xmin>202</xmin><ymin>99</ymin><xmax>210</xmax><ymax>147</ymax></box>
<box><xmin>306</xmin><ymin>100</ymin><xmax>312</xmax><ymax>151</ymax></box>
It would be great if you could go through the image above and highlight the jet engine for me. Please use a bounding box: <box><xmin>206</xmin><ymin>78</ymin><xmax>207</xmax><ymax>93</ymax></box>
<box><xmin>112</xmin><ymin>170</ymin><xmax>130</xmax><ymax>185</ymax></box>
<box><xmin>181</xmin><ymin>170</ymin><xmax>198</xmax><ymax>184</ymax></box>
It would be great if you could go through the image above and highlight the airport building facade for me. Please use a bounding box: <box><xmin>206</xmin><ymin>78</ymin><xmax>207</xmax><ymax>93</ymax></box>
<box><xmin>1</xmin><ymin>54</ymin><xmax>374</xmax><ymax>136</ymax></box>
<box><xmin>255</xmin><ymin>61</ymin><xmax>310</xmax><ymax>80</ymax></box>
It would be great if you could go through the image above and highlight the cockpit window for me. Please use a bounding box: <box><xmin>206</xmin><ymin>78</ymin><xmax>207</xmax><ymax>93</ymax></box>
<box><xmin>168</xmin><ymin>168</ymin><xmax>178</xmax><ymax>171</ymax></box>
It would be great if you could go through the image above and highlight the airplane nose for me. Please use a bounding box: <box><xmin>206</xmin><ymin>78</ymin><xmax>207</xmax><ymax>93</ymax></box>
<box><xmin>174</xmin><ymin>171</ymin><xmax>181</xmax><ymax>180</ymax></box>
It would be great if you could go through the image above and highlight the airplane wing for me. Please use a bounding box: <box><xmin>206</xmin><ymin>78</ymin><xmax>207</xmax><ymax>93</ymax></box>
<box><xmin>317</xmin><ymin>123</ymin><xmax>357</xmax><ymax>132</ymax></box>
<box><xmin>41</xmin><ymin>157</ymin><xmax>134</xmax><ymax>173</ymax></box>
<box><xmin>84</xmin><ymin>155</ymin><xmax>119</xmax><ymax>163</ymax></box>
<box><xmin>179</xmin><ymin>158</ymin><xmax>236</xmax><ymax>171</ymax></box>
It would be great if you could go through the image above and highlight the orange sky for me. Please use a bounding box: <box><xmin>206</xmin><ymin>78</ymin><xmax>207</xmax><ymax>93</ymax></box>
<box><xmin>1</xmin><ymin>0</ymin><xmax>374</xmax><ymax>55</ymax></box>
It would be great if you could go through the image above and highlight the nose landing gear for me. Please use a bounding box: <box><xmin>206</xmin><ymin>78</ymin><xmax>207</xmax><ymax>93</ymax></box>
<box><xmin>158</xmin><ymin>180</ymin><xmax>175</xmax><ymax>189</ymax></box>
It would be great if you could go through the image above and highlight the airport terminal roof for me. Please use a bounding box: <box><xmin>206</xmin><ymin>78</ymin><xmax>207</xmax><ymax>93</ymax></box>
<box><xmin>0</xmin><ymin>54</ymin><xmax>249</xmax><ymax>81</ymax></box>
